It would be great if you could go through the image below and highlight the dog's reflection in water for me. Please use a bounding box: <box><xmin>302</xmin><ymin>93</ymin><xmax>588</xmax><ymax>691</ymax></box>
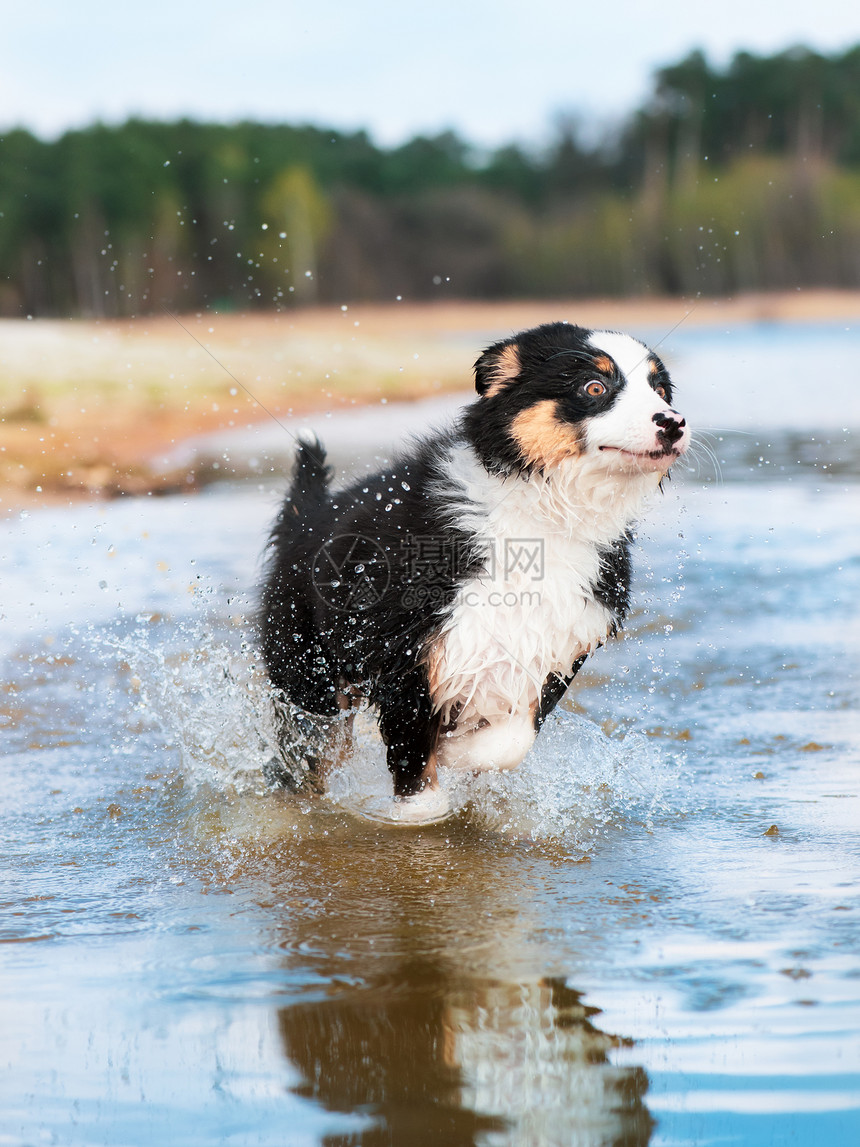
<box><xmin>276</xmin><ymin>963</ymin><xmax>652</xmax><ymax>1146</ymax></box>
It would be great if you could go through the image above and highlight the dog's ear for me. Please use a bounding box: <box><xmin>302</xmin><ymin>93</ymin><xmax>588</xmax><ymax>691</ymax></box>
<box><xmin>474</xmin><ymin>340</ymin><xmax>520</xmax><ymax>397</ymax></box>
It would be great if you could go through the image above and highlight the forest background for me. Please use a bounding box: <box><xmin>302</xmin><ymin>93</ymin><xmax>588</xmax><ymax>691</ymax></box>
<box><xmin>4</xmin><ymin>44</ymin><xmax>860</xmax><ymax>318</ymax></box>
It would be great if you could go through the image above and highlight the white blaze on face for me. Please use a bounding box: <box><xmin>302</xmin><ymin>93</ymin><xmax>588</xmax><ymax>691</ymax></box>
<box><xmin>582</xmin><ymin>331</ymin><xmax>689</xmax><ymax>465</ymax></box>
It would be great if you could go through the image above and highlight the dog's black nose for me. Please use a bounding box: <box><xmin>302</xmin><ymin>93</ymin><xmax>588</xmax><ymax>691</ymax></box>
<box><xmin>652</xmin><ymin>410</ymin><xmax>686</xmax><ymax>446</ymax></box>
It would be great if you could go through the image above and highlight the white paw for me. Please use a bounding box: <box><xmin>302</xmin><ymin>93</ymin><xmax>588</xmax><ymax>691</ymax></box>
<box><xmin>437</xmin><ymin>716</ymin><xmax>535</xmax><ymax>772</ymax></box>
<box><xmin>361</xmin><ymin>785</ymin><xmax>453</xmax><ymax>826</ymax></box>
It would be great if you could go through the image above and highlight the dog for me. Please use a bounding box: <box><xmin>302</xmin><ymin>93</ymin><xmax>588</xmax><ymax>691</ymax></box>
<box><xmin>260</xmin><ymin>321</ymin><xmax>689</xmax><ymax>823</ymax></box>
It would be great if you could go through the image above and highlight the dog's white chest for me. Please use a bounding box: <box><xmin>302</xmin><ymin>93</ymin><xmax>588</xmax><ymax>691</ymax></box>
<box><xmin>425</xmin><ymin>449</ymin><xmax>652</xmax><ymax>722</ymax></box>
<box><xmin>430</xmin><ymin>526</ymin><xmax>613</xmax><ymax>720</ymax></box>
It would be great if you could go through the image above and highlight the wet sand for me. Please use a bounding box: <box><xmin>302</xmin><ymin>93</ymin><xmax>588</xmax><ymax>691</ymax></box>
<box><xmin>2</xmin><ymin>290</ymin><xmax>860</xmax><ymax>510</ymax></box>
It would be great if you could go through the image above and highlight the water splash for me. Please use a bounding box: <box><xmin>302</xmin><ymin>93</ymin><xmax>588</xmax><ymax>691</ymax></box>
<box><xmin>92</xmin><ymin>610</ymin><xmax>279</xmax><ymax>795</ymax></box>
<box><xmin>444</xmin><ymin>710</ymin><xmax>680</xmax><ymax>843</ymax></box>
<box><xmin>90</xmin><ymin>612</ymin><xmax>684</xmax><ymax>848</ymax></box>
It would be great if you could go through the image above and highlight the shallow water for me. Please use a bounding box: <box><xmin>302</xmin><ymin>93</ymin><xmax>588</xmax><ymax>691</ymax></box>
<box><xmin>2</xmin><ymin>320</ymin><xmax>859</xmax><ymax>1145</ymax></box>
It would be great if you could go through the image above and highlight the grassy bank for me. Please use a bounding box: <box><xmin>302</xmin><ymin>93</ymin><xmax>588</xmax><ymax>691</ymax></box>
<box><xmin>2</xmin><ymin>291</ymin><xmax>859</xmax><ymax>510</ymax></box>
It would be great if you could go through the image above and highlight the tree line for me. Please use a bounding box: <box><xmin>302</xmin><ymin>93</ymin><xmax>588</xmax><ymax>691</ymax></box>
<box><xmin>2</xmin><ymin>43</ymin><xmax>860</xmax><ymax>316</ymax></box>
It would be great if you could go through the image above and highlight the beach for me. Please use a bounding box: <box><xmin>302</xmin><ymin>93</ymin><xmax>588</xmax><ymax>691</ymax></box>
<box><xmin>3</xmin><ymin>290</ymin><xmax>860</xmax><ymax>509</ymax></box>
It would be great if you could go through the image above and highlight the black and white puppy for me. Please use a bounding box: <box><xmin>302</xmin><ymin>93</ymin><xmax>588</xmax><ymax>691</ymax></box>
<box><xmin>260</xmin><ymin>322</ymin><xmax>689</xmax><ymax>822</ymax></box>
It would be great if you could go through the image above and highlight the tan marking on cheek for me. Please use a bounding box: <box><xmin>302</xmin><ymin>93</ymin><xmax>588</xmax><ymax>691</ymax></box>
<box><xmin>511</xmin><ymin>399</ymin><xmax>583</xmax><ymax>470</ymax></box>
<box><xmin>592</xmin><ymin>354</ymin><xmax>614</xmax><ymax>376</ymax></box>
<box><xmin>483</xmin><ymin>343</ymin><xmax>521</xmax><ymax>398</ymax></box>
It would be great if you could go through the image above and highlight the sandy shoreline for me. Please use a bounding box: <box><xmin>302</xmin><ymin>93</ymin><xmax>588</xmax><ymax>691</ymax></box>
<box><xmin>2</xmin><ymin>290</ymin><xmax>859</xmax><ymax>511</ymax></box>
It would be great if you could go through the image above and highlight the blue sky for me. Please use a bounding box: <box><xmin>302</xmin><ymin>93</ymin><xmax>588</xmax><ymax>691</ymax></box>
<box><xmin>4</xmin><ymin>0</ymin><xmax>860</xmax><ymax>147</ymax></box>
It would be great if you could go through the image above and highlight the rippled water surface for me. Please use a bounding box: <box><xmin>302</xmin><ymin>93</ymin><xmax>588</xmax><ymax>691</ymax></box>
<box><xmin>2</xmin><ymin>321</ymin><xmax>859</xmax><ymax>1145</ymax></box>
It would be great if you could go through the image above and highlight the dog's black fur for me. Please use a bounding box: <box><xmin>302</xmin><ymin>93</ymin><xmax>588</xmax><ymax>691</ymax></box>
<box><xmin>260</xmin><ymin>428</ymin><xmax>482</xmax><ymax>795</ymax></box>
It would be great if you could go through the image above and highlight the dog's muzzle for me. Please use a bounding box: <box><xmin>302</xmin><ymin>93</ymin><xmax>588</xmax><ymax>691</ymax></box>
<box><xmin>652</xmin><ymin>410</ymin><xmax>687</xmax><ymax>450</ymax></box>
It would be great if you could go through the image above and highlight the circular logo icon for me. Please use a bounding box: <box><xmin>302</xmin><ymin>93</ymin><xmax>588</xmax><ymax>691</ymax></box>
<box><xmin>311</xmin><ymin>534</ymin><xmax>391</xmax><ymax>612</ymax></box>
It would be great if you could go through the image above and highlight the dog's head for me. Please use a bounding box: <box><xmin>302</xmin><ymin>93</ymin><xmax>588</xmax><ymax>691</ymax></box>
<box><xmin>467</xmin><ymin>322</ymin><xmax>690</xmax><ymax>477</ymax></box>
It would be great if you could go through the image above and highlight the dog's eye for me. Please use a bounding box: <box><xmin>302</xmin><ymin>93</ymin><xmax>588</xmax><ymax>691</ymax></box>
<box><xmin>654</xmin><ymin>385</ymin><xmax>667</xmax><ymax>400</ymax></box>
<box><xmin>585</xmin><ymin>381</ymin><xmax>606</xmax><ymax>397</ymax></box>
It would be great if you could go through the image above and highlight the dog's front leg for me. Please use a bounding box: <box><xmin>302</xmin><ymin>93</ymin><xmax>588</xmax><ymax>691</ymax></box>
<box><xmin>375</xmin><ymin>668</ymin><xmax>450</xmax><ymax>824</ymax></box>
<box><xmin>534</xmin><ymin>654</ymin><xmax>588</xmax><ymax>730</ymax></box>
<box><xmin>377</xmin><ymin>667</ymin><xmax>440</xmax><ymax>796</ymax></box>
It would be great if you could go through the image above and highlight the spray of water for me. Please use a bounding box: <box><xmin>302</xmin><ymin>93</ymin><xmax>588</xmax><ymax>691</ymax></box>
<box><xmin>91</xmin><ymin>607</ymin><xmax>685</xmax><ymax>849</ymax></box>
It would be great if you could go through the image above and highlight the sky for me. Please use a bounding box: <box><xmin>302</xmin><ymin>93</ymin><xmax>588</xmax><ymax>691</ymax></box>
<box><xmin>3</xmin><ymin>0</ymin><xmax>860</xmax><ymax>148</ymax></box>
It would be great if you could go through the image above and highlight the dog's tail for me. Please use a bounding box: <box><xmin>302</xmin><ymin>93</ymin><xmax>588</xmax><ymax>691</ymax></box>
<box><xmin>288</xmin><ymin>430</ymin><xmax>333</xmax><ymax>515</ymax></box>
